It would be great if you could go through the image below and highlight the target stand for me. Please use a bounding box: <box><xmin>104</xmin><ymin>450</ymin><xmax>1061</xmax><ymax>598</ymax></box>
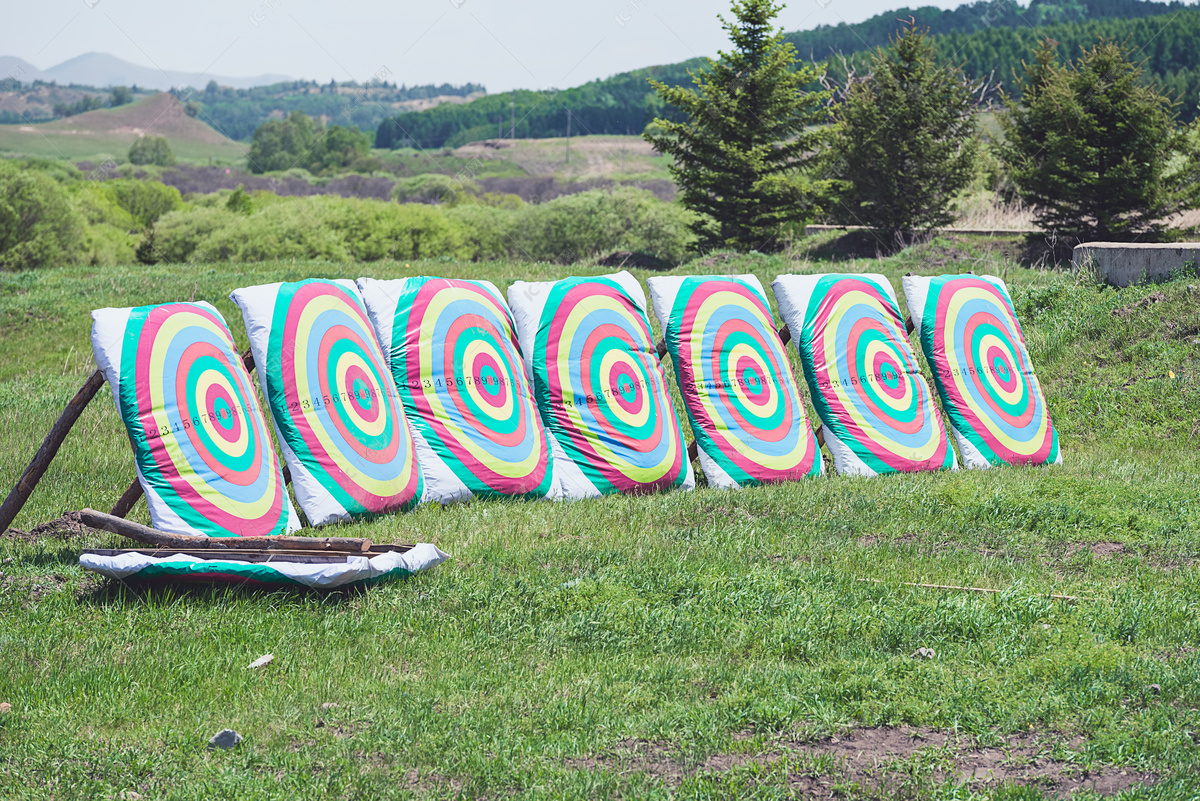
<box><xmin>0</xmin><ymin>352</ymin><xmax>435</xmax><ymax>589</ymax></box>
<box><xmin>0</xmin><ymin>350</ymin><xmax>287</xmax><ymax>533</ymax></box>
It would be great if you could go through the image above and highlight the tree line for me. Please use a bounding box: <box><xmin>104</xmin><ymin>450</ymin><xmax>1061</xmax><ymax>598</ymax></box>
<box><xmin>645</xmin><ymin>0</ymin><xmax>1200</xmax><ymax>251</ymax></box>
<box><xmin>382</xmin><ymin>3</ymin><xmax>1200</xmax><ymax>150</ymax></box>
<box><xmin>172</xmin><ymin>79</ymin><xmax>485</xmax><ymax>142</ymax></box>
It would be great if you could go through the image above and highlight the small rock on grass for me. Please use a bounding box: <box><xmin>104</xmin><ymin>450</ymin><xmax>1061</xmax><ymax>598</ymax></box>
<box><xmin>208</xmin><ymin>729</ymin><xmax>243</xmax><ymax>750</ymax></box>
<box><xmin>248</xmin><ymin>653</ymin><xmax>274</xmax><ymax>670</ymax></box>
<box><xmin>0</xmin><ymin>703</ymin><xmax>11</xmax><ymax>714</ymax></box>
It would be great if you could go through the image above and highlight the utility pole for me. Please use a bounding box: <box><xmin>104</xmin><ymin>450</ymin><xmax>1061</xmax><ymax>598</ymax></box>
<box><xmin>565</xmin><ymin>108</ymin><xmax>571</xmax><ymax>163</ymax></box>
<box><xmin>510</xmin><ymin>100</ymin><xmax>515</xmax><ymax>140</ymax></box>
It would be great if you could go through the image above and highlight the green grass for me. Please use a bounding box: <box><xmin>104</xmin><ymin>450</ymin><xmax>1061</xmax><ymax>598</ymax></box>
<box><xmin>2</xmin><ymin>242</ymin><xmax>1199</xmax><ymax>799</ymax></box>
<box><xmin>0</xmin><ymin>127</ymin><xmax>248</xmax><ymax>166</ymax></box>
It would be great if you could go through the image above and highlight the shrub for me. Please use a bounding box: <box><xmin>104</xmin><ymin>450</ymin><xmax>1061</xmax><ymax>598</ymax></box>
<box><xmin>391</xmin><ymin>173</ymin><xmax>471</xmax><ymax>205</ymax></box>
<box><xmin>517</xmin><ymin>187</ymin><xmax>695</xmax><ymax>263</ymax></box>
<box><xmin>0</xmin><ymin>161</ymin><xmax>86</xmax><ymax>270</ymax></box>
<box><xmin>81</xmin><ymin>223</ymin><xmax>138</xmax><ymax>266</ymax></box>
<box><xmin>445</xmin><ymin>204</ymin><xmax>522</xmax><ymax>261</ymax></box>
<box><xmin>105</xmin><ymin>180</ymin><xmax>184</xmax><ymax>227</ymax></box>
<box><xmin>199</xmin><ymin>201</ymin><xmax>350</xmax><ymax>262</ymax></box>
<box><xmin>152</xmin><ymin>206</ymin><xmax>241</xmax><ymax>263</ymax></box>
<box><xmin>324</xmin><ymin>199</ymin><xmax>469</xmax><ymax>261</ymax></box>
<box><xmin>128</xmin><ymin>136</ymin><xmax>176</xmax><ymax>166</ymax></box>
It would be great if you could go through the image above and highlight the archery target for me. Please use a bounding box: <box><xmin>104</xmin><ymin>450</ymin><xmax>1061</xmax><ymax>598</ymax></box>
<box><xmin>90</xmin><ymin>302</ymin><xmax>298</xmax><ymax>537</ymax></box>
<box><xmin>903</xmin><ymin>273</ymin><xmax>1060</xmax><ymax>469</ymax></box>
<box><xmin>647</xmin><ymin>275</ymin><xmax>821</xmax><ymax>488</ymax></box>
<box><xmin>357</xmin><ymin>276</ymin><xmax>556</xmax><ymax>504</ymax></box>
<box><xmin>508</xmin><ymin>271</ymin><xmax>693</xmax><ymax>499</ymax></box>
<box><xmin>774</xmin><ymin>274</ymin><xmax>956</xmax><ymax>476</ymax></box>
<box><xmin>231</xmin><ymin>279</ymin><xmax>423</xmax><ymax>525</ymax></box>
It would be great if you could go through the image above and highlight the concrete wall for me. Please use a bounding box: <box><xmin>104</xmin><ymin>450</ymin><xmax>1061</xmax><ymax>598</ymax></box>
<box><xmin>1073</xmin><ymin>242</ymin><xmax>1200</xmax><ymax>287</ymax></box>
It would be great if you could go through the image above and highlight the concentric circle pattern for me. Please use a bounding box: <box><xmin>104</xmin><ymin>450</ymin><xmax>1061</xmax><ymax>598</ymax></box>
<box><xmin>667</xmin><ymin>278</ymin><xmax>818</xmax><ymax>484</ymax></box>
<box><xmin>801</xmin><ymin>276</ymin><xmax>952</xmax><ymax>473</ymax></box>
<box><xmin>265</xmin><ymin>281</ymin><xmax>421</xmax><ymax>515</ymax></box>
<box><xmin>923</xmin><ymin>276</ymin><xmax>1058</xmax><ymax>465</ymax></box>
<box><xmin>392</xmin><ymin>278</ymin><xmax>552</xmax><ymax>498</ymax></box>
<box><xmin>118</xmin><ymin>303</ymin><xmax>290</xmax><ymax>537</ymax></box>
<box><xmin>534</xmin><ymin>277</ymin><xmax>687</xmax><ymax>494</ymax></box>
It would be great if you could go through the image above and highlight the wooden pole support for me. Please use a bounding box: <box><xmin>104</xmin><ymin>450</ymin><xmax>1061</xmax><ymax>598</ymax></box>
<box><xmin>905</xmin><ymin>317</ymin><xmax>915</xmax><ymax>335</ymax></box>
<box><xmin>778</xmin><ymin>324</ymin><xmax>791</xmax><ymax>346</ymax></box>
<box><xmin>75</xmin><ymin>508</ymin><xmax>374</xmax><ymax>553</ymax></box>
<box><xmin>109</xmin><ymin>479</ymin><xmax>144</xmax><ymax>518</ymax></box>
<box><xmin>0</xmin><ymin>370</ymin><xmax>106</xmax><ymax>533</ymax></box>
<box><xmin>687</xmin><ymin>440</ymin><xmax>698</xmax><ymax>462</ymax></box>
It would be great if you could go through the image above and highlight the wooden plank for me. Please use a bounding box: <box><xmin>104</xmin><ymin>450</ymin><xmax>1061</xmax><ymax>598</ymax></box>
<box><xmin>0</xmin><ymin>370</ymin><xmax>106</xmax><ymax>533</ymax></box>
<box><xmin>74</xmin><ymin>508</ymin><xmax>374</xmax><ymax>553</ymax></box>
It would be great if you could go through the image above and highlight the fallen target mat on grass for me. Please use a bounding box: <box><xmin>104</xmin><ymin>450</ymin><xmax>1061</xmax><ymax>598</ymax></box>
<box><xmin>79</xmin><ymin>543</ymin><xmax>449</xmax><ymax>590</ymax></box>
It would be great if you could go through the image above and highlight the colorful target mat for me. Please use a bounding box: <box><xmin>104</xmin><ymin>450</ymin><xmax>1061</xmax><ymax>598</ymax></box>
<box><xmin>90</xmin><ymin>302</ymin><xmax>299</xmax><ymax>537</ymax></box>
<box><xmin>81</xmin><ymin>543</ymin><xmax>449</xmax><ymax>590</ymax></box>
<box><xmin>902</xmin><ymin>274</ymin><xmax>1060</xmax><ymax>469</ymax></box>
<box><xmin>773</xmin><ymin>274</ymin><xmax>956</xmax><ymax>477</ymax></box>
<box><xmin>507</xmin><ymin>271</ymin><xmax>694</xmax><ymax>499</ymax></box>
<box><xmin>647</xmin><ymin>275</ymin><xmax>822</xmax><ymax>488</ymax></box>
<box><xmin>230</xmin><ymin>279</ymin><xmax>423</xmax><ymax>525</ymax></box>
<box><xmin>356</xmin><ymin>276</ymin><xmax>557</xmax><ymax>504</ymax></box>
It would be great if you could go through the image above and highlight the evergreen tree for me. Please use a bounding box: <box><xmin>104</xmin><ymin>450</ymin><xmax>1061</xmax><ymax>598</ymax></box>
<box><xmin>825</xmin><ymin>23</ymin><xmax>980</xmax><ymax>239</ymax></box>
<box><xmin>644</xmin><ymin>0</ymin><xmax>831</xmax><ymax>252</ymax></box>
<box><xmin>999</xmin><ymin>38</ymin><xmax>1197</xmax><ymax>240</ymax></box>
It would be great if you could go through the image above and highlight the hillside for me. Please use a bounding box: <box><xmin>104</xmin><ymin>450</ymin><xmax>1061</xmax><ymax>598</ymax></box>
<box><xmin>385</xmin><ymin>0</ymin><xmax>1200</xmax><ymax>149</ymax></box>
<box><xmin>0</xmin><ymin>92</ymin><xmax>246</xmax><ymax>163</ymax></box>
<box><xmin>783</xmin><ymin>0</ymin><xmax>1189</xmax><ymax>58</ymax></box>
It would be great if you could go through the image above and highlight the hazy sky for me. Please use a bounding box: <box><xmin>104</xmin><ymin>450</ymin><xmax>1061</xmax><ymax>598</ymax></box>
<box><xmin>5</xmin><ymin>0</ymin><xmax>966</xmax><ymax>92</ymax></box>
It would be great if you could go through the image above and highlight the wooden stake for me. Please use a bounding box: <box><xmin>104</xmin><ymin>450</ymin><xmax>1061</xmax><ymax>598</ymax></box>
<box><xmin>109</xmin><ymin>479</ymin><xmax>143</xmax><ymax>518</ymax></box>
<box><xmin>0</xmin><ymin>370</ymin><xmax>106</xmax><ymax>533</ymax></box>
<box><xmin>905</xmin><ymin>316</ymin><xmax>915</xmax><ymax>335</ymax></box>
<box><xmin>687</xmin><ymin>440</ymin><xmax>698</xmax><ymax>462</ymax></box>
<box><xmin>75</xmin><ymin>508</ymin><xmax>374</xmax><ymax>553</ymax></box>
<box><xmin>778</xmin><ymin>324</ymin><xmax>791</xmax><ymax>346</ymax></box>
<box><xmin>655</xmin><ymin>339</ymin><xmax>667</xmax><ymax>359</ymax></box>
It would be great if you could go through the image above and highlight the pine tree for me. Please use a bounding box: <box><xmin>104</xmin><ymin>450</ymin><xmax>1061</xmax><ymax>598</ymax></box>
<box><xmin>999</xmin><ymin>38</ymin><xmax>1197</xmax><ymax>241</ymax></box>
<box><xmin>644</xmin><ymin>0</ymin><xmax>831</xmax><ymax>252</ymax></box>
<box><xmin>825</xmin><ymin>23</ymin><xmax>979</xmax><ymax>240</ymax></box>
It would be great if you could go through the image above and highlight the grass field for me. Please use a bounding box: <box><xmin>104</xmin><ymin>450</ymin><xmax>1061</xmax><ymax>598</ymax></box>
<box><xmin>1</xmin><ymin>239</ymin><xmax>1199</xmax><ymax>799</ymax></box>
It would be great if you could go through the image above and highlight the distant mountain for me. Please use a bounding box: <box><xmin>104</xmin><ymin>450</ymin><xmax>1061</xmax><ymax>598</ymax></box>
<box><xmin>42</xmin><ymin>53</ymin><xmax>290</xmax><ymax>91</ymax></box>
<box><xmin>0</xmin><ymin>56</ymin><xmax>51</xmax><ymax>84</ymax></box>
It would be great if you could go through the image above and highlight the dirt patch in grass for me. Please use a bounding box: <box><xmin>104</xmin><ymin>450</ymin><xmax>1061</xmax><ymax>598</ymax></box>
<box><xmin>1111</xmin><ymin>292</ymin><xmax>1168</xmax><ymax>318</ymax></box>
<box><xmin>569</xmin><ymin>727</ymin><xmax>1156</xmax><ymax>797</ymax></box>
<box><xmin>400</xmin><ymin>768</ymin><xmax>465</xmax><ymax>795</ymax></box>
<box><xmin>2</xmin><ymin>512</ymin><xmax>92</xmax><ymax>544</ymax></box>
<box><xmin>1065</xmin><ymin>541</ymin><xmax>1128</xmax><ymax>559</ymax></box>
